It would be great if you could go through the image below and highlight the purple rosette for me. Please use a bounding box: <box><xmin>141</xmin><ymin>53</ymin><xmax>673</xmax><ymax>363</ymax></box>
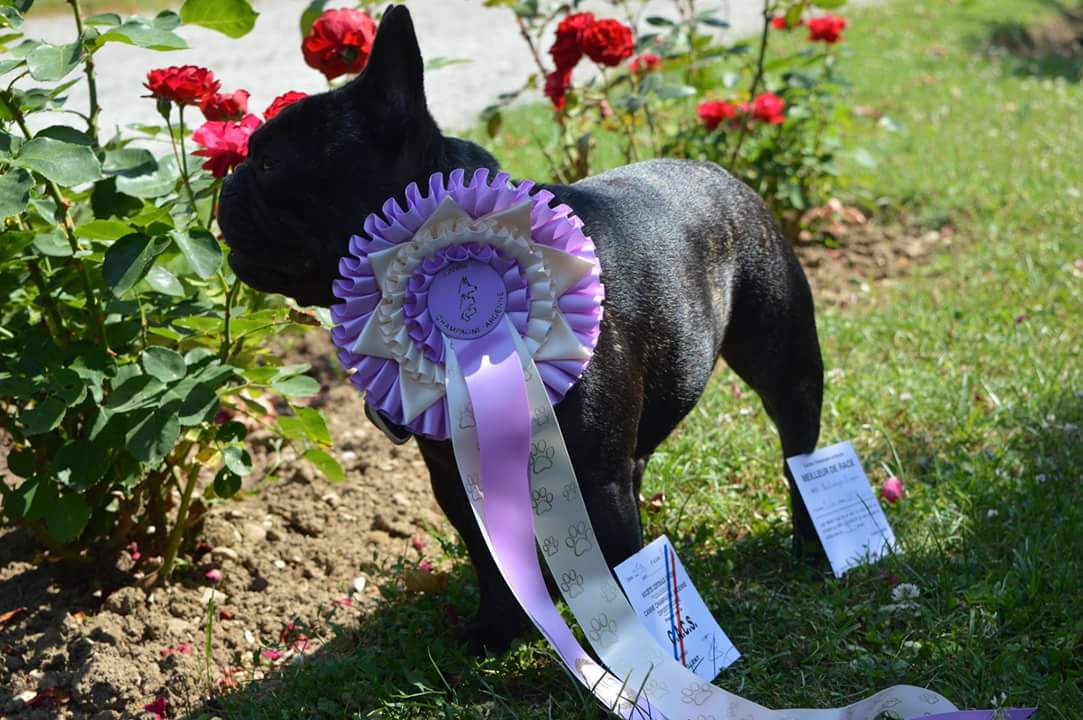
<box><xmin>329</xmin><ymin>169</ymin><xmax>605</xmax><ymax>440</ymax></box>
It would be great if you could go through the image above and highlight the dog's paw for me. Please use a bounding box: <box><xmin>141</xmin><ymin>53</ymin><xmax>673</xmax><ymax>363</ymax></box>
<box><xmin>457</xmin><ymin>614</ymin><xmax>524</xmax><ymax>657</ymax></box>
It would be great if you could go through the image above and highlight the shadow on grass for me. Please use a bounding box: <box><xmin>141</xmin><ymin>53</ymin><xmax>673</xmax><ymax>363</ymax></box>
<box><xmin>981</xmin><ymin>2</ymin><xmax>1083</xmax><ymax>82</ymax></box>
<box><xmin>183</xmin><ymin>391</ymin><xmax>1083</xmax><ymax>717</ymax></box>
<box><xmin>180</xmin><ymin>558</ymin><xmax>612</xmax><ymax>720</ymax></box>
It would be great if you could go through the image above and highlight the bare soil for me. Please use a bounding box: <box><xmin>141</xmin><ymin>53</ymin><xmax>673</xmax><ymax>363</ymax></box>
<box><xmin>0</xmin><ymin>221</ymin><xmax>949</xmax><ymax>719</ymax></box>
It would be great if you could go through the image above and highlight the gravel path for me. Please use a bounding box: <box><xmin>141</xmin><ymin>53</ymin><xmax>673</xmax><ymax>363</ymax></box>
<box><xmin>22</xmin><ymin>0</ymin><xmax>879</xmax><ymax>135</ymax></box>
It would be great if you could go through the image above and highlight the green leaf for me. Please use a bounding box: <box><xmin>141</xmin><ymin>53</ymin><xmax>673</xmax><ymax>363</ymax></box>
<box><xmin>142</xmin><ymin>346</ymin><xmax>186</xmax><ymax>383</ymax></box>
<box><xmin>97</xmin><ymin>16</ymin><xmax>188</xmax><ymax>50</ymax></box>
<box><xmin>213</xmin><ymin>467</ymin><xmax>241</xmax><ymax>498</ymax></box>
<box><xmin>0</xmin><ymin>129</ymin><xmax>19</xmax><ymax>160</ymax></box>
<box><xmin>812</xmin><ymin>0</ymin><xmax>848</xmax><ymax>7</ymax></box>
<box><xmin>216</xmin><ymin>421</ymin><xmax>246</xmax><ymax>443</ymax></box>
<box><xmin>296</xmin><ymin>406</ymin><xmax>332</xmax><ymax>445</ymax></box>
<box><xmin>145</xmin><ymin>265</ymin><xmax>185</xmax><ymax>296</ymax></box>
<box><xmin>0</xmin><ymin>6</ymin><xmax>24</xmax><ymax>29</ymax></box>
<box><xmin>48</xmin><ymin>368</ymin><xmax>87</xmax><ymax>405</ymax></box>
<box><xmin>75</xmin><ymin>218</ymin><xmax>133</xmax><ymax>240</ymax></box>
<box><xmin>222</xmin><ymin>445</ymin><xmax>252</xmax><ymax>476</ymax></box>
<box><xmin>103</xmin><ymin>147</ymin><xmax>155</xmax><ymax>176</ymax></box>
<box><xmin>31</xmin><ymin>228</ymin><xmax>71</xmax><ymax>257</ymax></box>
<box><xmin>275</xmin><ymin>416</ymin><xmax>306</xmax><ymax>443</ymax></box>
<box><xmin>299</xmin><ymin>0</ymin><xmax>328</xmax><ymax>37</ymax></box>
<box><xmin>102</xmin><ymin>234</ymin><xmax>170</xmax><ymax>295</ymax></box>
<box><xmin>106</xmin><ymin>374</ymin><xmax>165</xmax><ymax>412</ymax></box>
<box><xmin>172</xmin><ymin>381</ymin><xmax>218</xmax><ymax>425</ymax></box>
<box><xmin>173</xmin><ymin>315</ymin><xmax>221</xmax><ymax>334</ymax></box>
<box><xmin>114</xmin><ymin>153</ymin><xmax>178</xmax><ymax>198</ymax></box>
<box><xmin>424</xmin><ymin>57</ymin><xmax>470</xmax><ymax>71</ymax></box>
<box><xmin>0</xmin><ymin>167</ymin><xmax>32</xmax><ymax>217</ymax></box>
<box><xmin>172</xmin><ymin>228</ymin><xmax>222</xmax><ymax>279</ymax></box>
<box><xmin>271</xmin><ymin>374</ymin><xmax>320</xmax><ymax>397</ymax></box>
<box><xmin>45</xmin><ymin>493</ymin><xmax>91</xmax><ymax>544</ymax></box>
<box><xmin>180</xmin><ymin>0</ymin><xmax>258</xmax><ymax>38</ymax></box>
<box><xmin>54</xmin><ymin>440</ymin><xmax>110</xmax><ymax>490</ymax></box>
<box><xmin>22</xmin><ymin>397</ymin><xmax>66</xmax><ymax>435</ymax></box>
<box><xmin>86</xmin><ymin>12</ymin><xmax>123</xmax><ymax>26</ymax></box>
<box><xmin>14</xmin><ymin>137</ymin><xmax>102</xmax><ymax>186</ymax></box>
<box><xmin>27</xmin><ymin>40</ymin><xmax>82</xmax><ymax>82</ymax></box>
<box><xmin>303</xmin><ymin>447</ymin><xmax>344</xmax><ymax>483</ymax></box>
<box><xmin>126</xmin><ymin>401</ymin><xmax>182</xmax><ymax>466</ymax></box>
<box><xmin>645</xmin><ymin>15</ymin><xmax>675</xmax><ymax>26</ymax></box>
<box><xmin>0</xmin><ymin>58</ymin><xmax>24</xmax><ymax>76</ymax></box>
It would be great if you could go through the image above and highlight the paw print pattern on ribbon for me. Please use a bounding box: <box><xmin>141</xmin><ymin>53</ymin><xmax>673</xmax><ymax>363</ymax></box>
<box><xmin>562</xmin><ymin>482</ymin><xmax>579</xmax><ymax>502</ymax></box>
<box><xmin>522</xmin><ymin>362</ymin><xmax>534</xmax><ymax>382</ymax></box>
<box><xmin>542</xmin><ymin>535</ymin><xmax>560</xmax><ymax>556</ymax></box>
<box><xmin>587</xmin><ymin>613</ymin><xmax>618</xmax><ymax>647</ymax></box>
<box><xmin>875</xmin><ymin>697</ymin><xmax>902</xmax><ymax>713</ymax></box>
<box><xmin>680</xmin><ymin>682</ymin><xmax>713</xmax><ymax>706</ymax></box>
<box><xmin>565</xmin><ymin>522</ymin><xmax>593</xmax><ymax>557</ymax></box>
<box><xmin>920</xmin><ymin>693</ymin><xmax>942</xmax><ymax>705</ymax></box>
<box><xmin>532</xmin><ymin>487</ymin><xmax>554</xmax><ymax>516</ymax></box>
<box><xmin>530</xmin><ymin>440</ymin><xmax>555</xmax><ymax>475</ymax></box>
<box><xmin>532</xmin><ymin>405</ymin><xmax>549</xmax><ymax>429</ymax></box>
<box><xmin>457</xmin><ymin>405</ymin><xmax>475</xmax><ymax>430</ymax></box>
<box><xmin>644</xmin><ymin>678</ymin><xmax>668</xmax><ymax>698</ymax></box>
<box><xmin>695</xmin><ymin>715</ymin><xmax>717</xmax><ymax>720</ymax></box>
<box><xmin>559</xmin><ymin>569</ymin><xmax>585</xmax><ymax>598</ymax></box>
<box><xmin>465</xmin><ymin>473</ymin><xmax>482</xmax><ymax>502</ymax></box>
<box><xmin>600</xmin><ymin>585</ymin><xmax>619</xmax><ymax>603</ymax></box>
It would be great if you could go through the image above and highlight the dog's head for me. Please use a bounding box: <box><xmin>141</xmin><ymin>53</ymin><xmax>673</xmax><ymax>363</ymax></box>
<box><xmin>219</xmin><ymin>6</ymin><xmax>464</xmax><ymax>307</ymax></box>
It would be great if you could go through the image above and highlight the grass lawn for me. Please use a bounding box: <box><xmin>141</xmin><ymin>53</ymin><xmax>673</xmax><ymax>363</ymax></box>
<box><xmin>194</xmin><ymin>0</ymin><xmax>1083</xmax><ymax>717</ymax></box>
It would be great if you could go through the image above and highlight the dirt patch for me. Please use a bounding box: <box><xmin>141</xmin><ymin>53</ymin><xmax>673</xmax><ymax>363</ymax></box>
<box><xmin>796</xmin><ymin>222</ymin><xmax>955</xmax><ymax>307</ymax></box>
<box><xmin>0</xmin><ymin>332</ymin><xmax>443</xmax><ymax>719</ymax></box>
<box><xmin>0</xmin><ymin>220</ymin><xmax>944</xmax><ymax>718</ymax></box>
<box><xmin>987</xmin><ymin>5</ymin><xmax>1083</xmax><ymax>79</ymax></box>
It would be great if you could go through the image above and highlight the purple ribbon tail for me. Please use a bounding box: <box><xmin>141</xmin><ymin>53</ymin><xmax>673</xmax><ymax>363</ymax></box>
<box><xmin>923</xmin><ymin>710</ymin><xmax>1037</xmax><ymax>720</ymax></box>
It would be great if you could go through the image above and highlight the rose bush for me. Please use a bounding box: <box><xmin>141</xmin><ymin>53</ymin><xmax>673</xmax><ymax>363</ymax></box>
<box><xmin>481</xmin><ymin>0</ymin><xmax>858</xmax><ymax>238</ymax></box>
<box><xmin>0</xmin><ymin>0</ymin><xmax>343</xmax><ymax>578</ymax></box>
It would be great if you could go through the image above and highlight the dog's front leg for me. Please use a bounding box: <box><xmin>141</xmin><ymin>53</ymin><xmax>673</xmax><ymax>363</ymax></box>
<box><xmin>415</xmin><ymin>437</ymin><xmax>528</xmax><ymax>655</ymax></box>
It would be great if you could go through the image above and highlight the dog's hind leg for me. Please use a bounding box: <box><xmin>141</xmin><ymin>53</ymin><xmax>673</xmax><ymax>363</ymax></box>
<box><xmin>718</xmin><ymin>252</ymin><xmax>825</xmax><ymax>557</ymax></box>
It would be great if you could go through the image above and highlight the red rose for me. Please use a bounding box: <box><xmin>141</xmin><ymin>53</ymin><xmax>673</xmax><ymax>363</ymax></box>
<box><xmin>263</xmin><ymin>91</ymin><xmax>309</xmax><ymax>120</ymax></box>
<box><xmin>697</xmin><ymin>100</ymin><xmax>736</xmax><ymax>131</ymax></box>
<box><xmin>807</xmin><ymin>15</ymin><xmax>846</xmax><ymax>44</ymax></box>
<box><xmin>629</xmin><ymin>52</ymin><xmax>661</xmax><ymax>74</ymax></box>
<box><xmin>771</xmin><ymin>15</ymin><xmax>803</xmax><ymax>30</ymax></box>
<box><xmin>302</xmin><ymin>8</ymin><xmax>377</xmax><ymax>81</ymax></box>
<box><xmin>199</xmin><ymin>89</ymin><xmax>249</xmax><ymax>121</ymax></box>
<box><xmin>192</xmin><ymin>114</ymin><xmax>262</xmax><ymax>178</ymax></box>
<box><xmin>549</xmin><ymin>12</ymin><xmax>595</xmax><ymax>71</ymax></box>
<box><xmin>144</xmin><ymin>65</ymin><xmax>220</xmax><ymax>106</ymax></box>
<box><xmin>544</xmin><ymin>69</ymin><xmax>572</xmax><ymax>110</ymax></box>
<box><xmin>582</xmin><ymin>19</ymin><xmax>635</xmax><ymax>67</ymax></box>
<box><xmin>751</xmin><ymin>92</ymin><xmax>785</xmax><ymax>124</ymax></box>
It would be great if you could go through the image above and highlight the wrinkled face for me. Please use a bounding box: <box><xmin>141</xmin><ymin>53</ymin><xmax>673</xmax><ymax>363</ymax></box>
<box><xmin>218</xmin><ymin>7</ymin><xmax>434</xmax><ymax>307</ymax></box>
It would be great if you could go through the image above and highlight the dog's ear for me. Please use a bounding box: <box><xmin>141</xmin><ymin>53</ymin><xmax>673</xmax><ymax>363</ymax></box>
<box><xmin>352</xmin><ymin>5</ymin><xmax>429</xmax><ymax>126</ymax></box>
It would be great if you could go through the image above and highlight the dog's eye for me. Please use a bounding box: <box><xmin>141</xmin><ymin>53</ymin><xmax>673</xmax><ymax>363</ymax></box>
<box><xmin>260</xmin><ymin>156</ymin><xmax>273</xmax><ymax>172</ymax></box>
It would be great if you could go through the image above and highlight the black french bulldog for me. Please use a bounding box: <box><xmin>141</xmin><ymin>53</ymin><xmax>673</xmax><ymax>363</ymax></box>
<box><xmin>218</xmin><ymin>6</ymin><xmax>824</xmax><ymax>654</ymax></box>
